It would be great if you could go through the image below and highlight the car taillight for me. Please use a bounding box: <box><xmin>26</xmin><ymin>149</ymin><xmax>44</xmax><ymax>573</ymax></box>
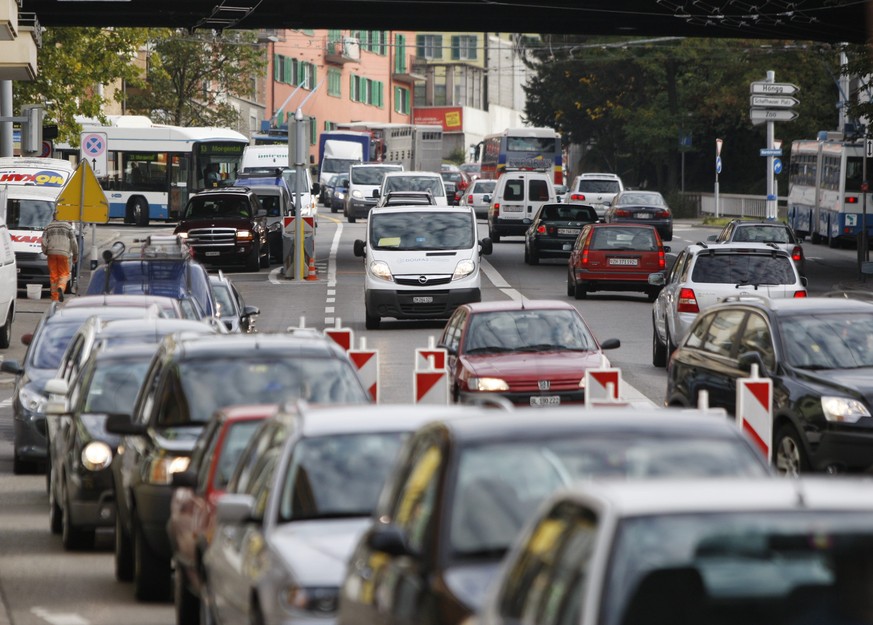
<box><xmin>656</xmin><ymin>209</ymin><xmax>671</xmax><ymax>218</ymax></box>
<box><xmin>794</xmin><ymin>290</ymin><xmax>808</xmax><ymax>298</ymax></box>
<box><xmin>467</xmin><ymin>195</ymin><xmax>473</xmax><ymax>203</ymax></box>
<box><xmin>658</xmin><ymin>249</ymin><xmax>666</xmax><ymax>269</ymax></box>
<box><xmin>580</xmin><ymin>237</ymin><xmax>591</xmax><ymax>266</ymax></box>
<box><xmin>792</xmin><ymin>246</ymin><xmax>803</xmax><ymax>262</ymax></box>
<box><xmin>570</xmin><ymin>193</ymin><xmax>586</xmax><ymax>202</ymax></box>
<box><xmin>614</xmin><ymin>209</ymin><xmax>631</xmax><ymax>218</ymax></box>
<box><xmin>677</xmin><ymin>288</ymin><xmax>699</xmax><ymax>313</ymax></box>
<box><xmin>536</xmin><ymin>225</ymin><xmax>546</xmax><ymax>234</ymax></box>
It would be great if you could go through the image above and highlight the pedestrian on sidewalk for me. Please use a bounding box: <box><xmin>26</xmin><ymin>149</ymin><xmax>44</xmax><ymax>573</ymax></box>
<box><xmin>41</xmin><ymin>214</ymin><xmax>78</xmax><ymax>302</ymax></box>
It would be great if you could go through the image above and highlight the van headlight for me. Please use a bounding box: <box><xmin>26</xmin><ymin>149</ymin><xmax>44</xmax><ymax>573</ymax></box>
<box><xmin>145</xmin><ymin>456</ymin><xmax>190</xmax><ymax>484</ymax></box>
<box><xmin>368</xmin><ymin>261</ymin><xmax>393</xmax><ymax>282</ymax></box>
<box><xmin>453</xmin><ymin>260</ymin><xmax>475</xmax><ymax>280</ymax></box>
<box><xmin>351</xmin><ymin>189</ymin><xmax>364</xmax><ymax>199</ymax></box>
<box><xmin>822</xmin><ymin>396</ymin><xmax>871</xmax><ymax>423</ymax></box>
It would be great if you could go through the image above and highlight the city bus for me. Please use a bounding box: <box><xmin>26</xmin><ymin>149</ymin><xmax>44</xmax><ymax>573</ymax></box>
<box><xmin>54</xmin><ymin>116</ymin><xmax>249</xmax><ymax>226</ymax></box>
<box><xmin>787</xmin><ymin>133</ymin><xmax>869</xmax><ymax>247</ymax></box>
<box><xmin>477</xmin><ymin>127</ymin><xmax>563</xmax><ymax>185</ymax></box>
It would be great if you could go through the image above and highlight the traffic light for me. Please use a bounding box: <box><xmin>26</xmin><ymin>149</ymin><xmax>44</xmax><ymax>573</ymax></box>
<box><xmin>21</xmin><ymin>104</ymin><xmax>43</xmax><ymax>155</ymax></box>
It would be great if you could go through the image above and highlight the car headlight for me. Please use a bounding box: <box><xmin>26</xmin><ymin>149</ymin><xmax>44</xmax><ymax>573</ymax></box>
<box><xmin>81</xmin><ymin>441</ymin><xmax>113</xmax><ymax>471</ymax></box>
<box><xmin>821</xmin><ymin>396</ymin><xmax>871</xmax><ymax>423</ymax></box>
<box><xmin>176</xmin><ymin>231</ymin><xmax>189</xmax><ymax>240</ymax></box>
<box><xmin>351</xmin><ymin>189</ymin><xmax>364</xmax><ymax>199</ymax></box>
<box><xmin>452</xmin><ymin>259</ymin><xmax>475</xmax><ymax>280</ymax></box>
<box><xmin>19</xmin><ymin>386</ymin><xmax>47</xmax><ymax>414</ymax></box>
<box><xmin>145</xmin><ymin>455</ymin><xmax>190</xmax><ymax>485</ymax></box>
<box><xmin>467</xmin><ymin>377</ymin><xmax>509</xmax><ymax>392</ymax></box>
<box><xmin>236</xmin><ymin>230</ymin><xmax>253</xmax><ymax>242</ymax></box>
<box><xmin>280</xmin><ymin>585</ymin><xmax>339</xmax><ymax>616</ymax></box>
<box><xmin>369</xmin><ymin>260</ymin><xmax>393</xmax><ymax>282</ymax></box>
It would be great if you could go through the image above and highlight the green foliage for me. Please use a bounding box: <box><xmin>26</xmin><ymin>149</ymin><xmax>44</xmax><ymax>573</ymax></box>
<box><xmin>446</xmin><ymin>148</ymin><xmax>467</xmax><ymax>164</ymax></box>
<box><xmin>125</xmin><ymin>29</ymin><xmax>267</xmax><ymax>128</ymax></box>
<box><xmin>13</xmin><ymin>28</ymin><xmax>148</xmax><ymax>145</ymax></box>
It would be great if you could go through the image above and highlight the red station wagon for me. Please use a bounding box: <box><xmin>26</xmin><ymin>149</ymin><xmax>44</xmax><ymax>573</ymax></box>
<box><xmin>567</xmin><ymin>223</ymin><xmax>668</xmax><ymax>301</ymax></box>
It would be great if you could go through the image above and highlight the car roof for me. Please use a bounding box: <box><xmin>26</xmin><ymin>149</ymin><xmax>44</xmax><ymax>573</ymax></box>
<box><xmin>553</xmin><ymin>477</ymin><xmax>873</xmax><ymax>517</ymax></box>
<box><xmin>713</xmin><ymin>295</ymin><xmax>873</xmax><ymax>316</ymax></box>
<box><xmin>93</xmin><ymin>342</ymin><xmax>162</xmax><ymax>362</ymax></box>
<box><xmin>687</xmin><ymin>241</ymin><xmax>793</xmax><ymax>256</ymax></box>
<box><xmin>159</xmin><ymin>331</ymin><xmax>348</xmax><ymax>360</ymax></box>
<box><xmin>383</xmin><ymin>170</ymin><xmax>441</xmax><ymax>178</ymax></box>
<box><xmin>576</xmin><ymin>172</ymin><xmax>621</xmax><ymax>180</ymax></box>
<box><xmin>98</xmin><ymin>317</ymin><xmax>215</xmax><ymax>338</ymax></box>
<box><xmin>463</xmin><ymin>299</ymin><xmax>579</xmax><ymax>313</ymax></box>
<box><xmin>293</xmin><ymin>403</ymin><xmax>479</xmax><ymax>437</ymax></box>
<box><xmin>46</xmin><ymin>305</ymin><xmax>158</xmax><ymax>324</ymax></box>
<box><xmin>212</xmin><ymin>403</ymin><xmax>281</xmax><ymax>423</ymax></box>
<box><xmin>370</xmin><ymin>204</ymin><xmax>471</xmax><ymax>216</ymax></box>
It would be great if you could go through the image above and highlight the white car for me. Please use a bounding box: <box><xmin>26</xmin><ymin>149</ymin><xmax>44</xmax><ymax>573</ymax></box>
<box><xmin>376</xmin><ymin>170</ymin><xmax>448</xmax><ymax>206</ymax></box>
<box><xmin>476</xmin><ymin>477</ymin><xmax>873</xmax><ymax>625</ymax></box>
<box><xmin>566</xmin><ymin>172</ymin><xmax>624</xmax><ymax>218</ymax></box>
<box><xmin>460</xmin><ymin>178</ymin><xmax>496</xmax><ymax>219</ymax></box>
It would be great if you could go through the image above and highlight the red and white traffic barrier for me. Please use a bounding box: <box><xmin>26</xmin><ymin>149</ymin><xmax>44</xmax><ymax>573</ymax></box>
<box><xmin>349</xmin><ymin>336</ymin><xmax>379</xmax><ymax>403</ymax></box>
<box><xmin>324</xmin><ymin>317</ymin><xmax>354</xmax><ymax>352</ymax></box>
<box><xmin>415</xmin><ymin>336</ymin><xmax>447</xmax><ymax>371</ymax></box>
<box><xmin>414</xmin><ymin>337</ymin><xmax>449</xmax><ymax>404</ymax></box>
<box><xmin>584</xmin><ymin>355</ymin><xmax>624</xmax><ymax>407</ymax></box>
<box><xmin>736</xmin><ymin>364</ymin><xmax>773</xmax><ymax>461</ymax></box>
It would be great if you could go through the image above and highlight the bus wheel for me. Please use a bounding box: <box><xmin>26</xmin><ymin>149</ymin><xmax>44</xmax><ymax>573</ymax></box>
<box><xmin>131</xmin><ymin>198</ymin><xmax>150</xmax><ymax>227</ymax></box>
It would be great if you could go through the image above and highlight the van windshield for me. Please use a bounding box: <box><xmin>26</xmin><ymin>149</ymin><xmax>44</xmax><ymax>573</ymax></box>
<box><xmin>6</xmin><ymin>198</ymin><xmax>54</xmax><ymax>230</ymax></box>
<box><xmin>352</xmin><ymin>166</ymin><xmax>401</xmax><ymax>185</ymax></box>
<box><xmin>370</xmin><ymin>211</ymin><xmax>475</xmax><ymax>251</ymax></box>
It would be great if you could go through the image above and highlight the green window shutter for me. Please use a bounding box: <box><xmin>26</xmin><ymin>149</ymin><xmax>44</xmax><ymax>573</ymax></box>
<box><xmin>378</xmin><ymin>82</ymin><xmax>384</xmax><ymax>108</ymax></box>
<box><xmin>328</xmin><ymin>29</ymin><xmax>342</xmax><ymax>44</ymax></box>
<box><xmin>284</xmin><ymin>59</ymin><xmax>292</xmax><ymax>84</ymax></box>
<box><xmin>310</xmin><ymin>117</ymin><xmax>317</xmax><ymax>145</ymax></box>
<box><xmin>395</xmin><ymin>34</ymin><xmax>406</xmax><ymax>73</ymax></box>
<box><xmin>451</xmin><ymin>36</ymin><xmax>460</xmax><ymax>60</ymax></box>
<box><xmin>469</xmin><ymin>35</ymin><xmax>478</xmax><ymax>60</ymax></box>
<box><xmin>297</xmin><ymin>62</ymin><xmax>304</xmax><ymax>87</ymax></box>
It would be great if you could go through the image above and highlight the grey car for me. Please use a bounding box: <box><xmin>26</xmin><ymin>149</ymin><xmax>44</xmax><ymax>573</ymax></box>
<box><xmin>708</xmin><ymin>219</ymin><xmax>806</xmax><ymax>276</ymax></box>
<box><xmin>460</xmin><ymin>179</ymin><xmax>496</xmax><ymax>219</ymax></box>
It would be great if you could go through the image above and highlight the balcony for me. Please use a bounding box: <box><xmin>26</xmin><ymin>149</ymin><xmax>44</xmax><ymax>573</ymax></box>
<box><xmin>325</xmin><ymin>38</ymin><xmax>359</xmax><ymax>65</ymax></box>
<box><xmin>0</xmin><ymin>11</ymin><xmax>38</xmax><ymax>80</ymax></box>
<box><xmin>392</xmin><ymin>55</ymin><xmax>426</xmax><ymax>83</ymax></box>
<box><xmin>0</xmin><ymin>0</ymin><xmax>20</xmax><ymax>40</ymax></box>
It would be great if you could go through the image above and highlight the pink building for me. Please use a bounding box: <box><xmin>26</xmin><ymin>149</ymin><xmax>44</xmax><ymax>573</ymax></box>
<box><xmin>264</xmin><ymin>29</ymin><xmax>423</xmax><ymax>166</ymax></box>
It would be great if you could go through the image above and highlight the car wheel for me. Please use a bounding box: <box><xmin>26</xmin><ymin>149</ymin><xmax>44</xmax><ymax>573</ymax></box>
<box><xmin>652</xmin><ymin>320</ymin><xmax>668</xmax><ymax>368</ymax></box>
<box><xmin>574</xmin><ymin>282</ymin><xmax>587</xmax><ymax>300</ymax></box>
<box><xmin>365</xmin><ymin>311</ymin><xmax>380</xmax><ymax>330</ymax></box>
<box><xmin>811</xmin><ymin>230</ymin><xmax>821</xmax><ymax>244</ymax></box>
<box><xmin>245</xmin><ymin>243</ymin><xmax>261</xmax><ymax>272</ymax></box>
<box><xmin>49</xmin><ymin>466</ymin><xmax>62</xmax><ymax>535</ymax></box>
<box><xmin>115</xmin><ymin>511</ymin><xmax>134</xmax><ymax>582</ymax></box>
<box><xmin>12</xmin><ymin>453</ymin><xmax>31</xmax><ymax>475</ymax></box>
<box><xmin>131</xmin><ymin>197</ymin><xmax>150</xmax><ymax>227</ymax></box>
<box><xmin>259</xmin><ymin>242</ymin><xmax>270</xmax><ymax>268</ymax></box>
<box><xmin>663</xmin><ymin>229</ymin><xmax>673</xmax><ymax>242</ymax></box>
<box><xmin>491</xmin><ymin>230</ymin><xmax>501</xmax><ymax>243</ymax></box>
<box><xmin>62</xmin><ymin>484</ymin><xmax>95</xmax><ymax>551</ymax></box>
<box><xmin>174</xmin><ymin>559</ymin><xmax>201</xmax><ymax>625</ymax></box>
<box><xmin>665</xmin><ymin>323</ymin><xmax>677</xmax><ymax>355</ymax></box>
<box><xmin>0</xmin><ymin>305</ymin><xmax>12</xmax><ymax>349</ymax></box>
<box><xmin>646</xmin><ymin>288</ymin><xmax>659</xmax><ymax>303</ymax></box>
<box><xmin>774</xmin><ymin>424</ymin><xmax>809</xmax><ymax>476</ymax></box>
<box><xmin>348</xmin><ymin>211</ymin><xmax>356</xmax><ymax>224</ymax></box>
<box><xmin>134</xmin><ymin>517</ymin><xmax>172</xmax><ymax>601</ymax></box>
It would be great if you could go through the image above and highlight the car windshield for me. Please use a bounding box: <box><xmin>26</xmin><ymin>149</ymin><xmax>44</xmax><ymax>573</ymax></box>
<box><xmin>384</xmin><ymin>176</ymin><xmax>443</xmax><ymax>195</ymax></box>
<box><xmin>168</xmin><ymin>355</ymin><xmax>368</xmax><ymax>425</ymax></box>
<box><xmin>618</xmin><ymin>192</ymin><xmax>666</xmax><ymax>206</ymax></box>
<box><xmin>352</xmin><ymin>167</ymin><xmax>397</xmax><ymax>185</ymax></box>
<box><xmin>212</xmin><ymin>284</ymin><xmax>237</xmax><ymax>317</ymax></box>
<box><xmin>83</xmin><ymin>359</ymin><xmax>152</xmax><ymax>414</ymax></box>
<box><xmin>463</xmin><ymin>309</ymin><xmax>599</xmax><ymax>353</ymax></box>
<box><xmin>780</xmin><ymin>312</ymin><xmax>873</xmax><ymax>369</ymax></box>
<box><xmin>473</xmin><ymin>181</ymin><xmax>495</xmax><ymax>194</ymax></box>
<box><xmin>370</xmin><ymin>211</ymin><xmax>474</xmax><ymax>250</ymax></box>
<box><xmin>540</xmin><ymin>205</ymin><xmax>596</xmax><ymax>222</ymax></box>
<box><xmin>6</xmin><ymin>198</ymin><xmax>55</xmax><ymax>230</ymax></box>
<box><xmin>31</xmin><ymin>322</ymin><xmax>87</xmax><ymax>370</ymax></box>
<box><xmin>277</xmin><ymin>432</ymin><xmax>406</xmax><ymax>521</ymax></box>
<box><xmin>183</xmin><ymin>196</ymin><xmax>252</xmax><ymax>219</ymax></box>
<box><xmin>601</xmin><ymin>511</ymin><xmax>873</xmax><ymax>625</ymax></box>
<box><xmin>732</xmin><ymin>226</ymin><xmax>793</xmax><ymax>244</ymax></box>
<box><xmin>323</xmin><ymin>158</ymin><xmax>359</xmax><ymax>174</ymax></box>
<box><xmin>577</xmin><ymin>180</ymin><xmax>620</xmax><ymax>193</ymax></box>
<box><xmin>691</xmin><ymin>254</ymin><xmax>795</xmax><ymax>285</ymax></box>
<box><xmin>449</xmin><ymin>435</ymin><xmax>767</xmax><ymax>559</ymax></box>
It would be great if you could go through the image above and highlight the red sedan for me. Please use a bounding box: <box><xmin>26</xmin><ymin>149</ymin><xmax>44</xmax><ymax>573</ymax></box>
<box><xmin>437</xmin><ymin>300</ymin><xmax>620</xmax><ymax>406</ymax></box>
<box><xmin>166</xmin><ymin>404</ymin><xmax>277</xmax><ymax>625</ymax></box>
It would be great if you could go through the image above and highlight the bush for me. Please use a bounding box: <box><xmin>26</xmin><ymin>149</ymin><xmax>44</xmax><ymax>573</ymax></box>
<box><xmin>668</xmin><ymin>192</ymin><xmax>699</xmax><ymax>219</ymax></box>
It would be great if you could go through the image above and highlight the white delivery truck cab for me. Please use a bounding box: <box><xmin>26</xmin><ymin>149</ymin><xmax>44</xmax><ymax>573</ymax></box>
<box><xmin>353</xmin><ymin>205</ymin><xmax>492</xmax><ymax>330</ymax></box>
<box><xmin>0</xmin><ymin>157</ymin><xmax>74</xmax><ymax>289</ymax></box>
<box><xmin>0</xmin><ymin>188</ymin><xmax>17</xmax><ymax>347</ymax></box>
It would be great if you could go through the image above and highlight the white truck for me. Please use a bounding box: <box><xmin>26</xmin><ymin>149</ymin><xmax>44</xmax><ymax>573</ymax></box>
<box><xmin>0</xmin><ymin>157</ymin><xmax>76</xmax><ymax>289</ymax></box>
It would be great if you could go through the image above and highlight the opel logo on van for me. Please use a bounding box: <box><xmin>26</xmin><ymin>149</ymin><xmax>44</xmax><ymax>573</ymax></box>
<box><xmin>418</xmin><ymin>276</ymin><xmax>428</xmax><ymax>284</ymax></box>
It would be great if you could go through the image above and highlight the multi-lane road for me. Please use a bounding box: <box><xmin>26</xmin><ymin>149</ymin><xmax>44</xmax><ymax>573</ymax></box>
<box><xmin>0</xmin><ymin>215</ymin><xmax>863</xmax><ymax>625</ymax></box>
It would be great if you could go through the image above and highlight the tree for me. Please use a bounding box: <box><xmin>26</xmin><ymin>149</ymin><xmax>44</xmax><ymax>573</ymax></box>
<box><xmin>13</xmin><ymin>28</ymin><xmax>148</xmax><ymax>145</ymax></box>
<box><xmin>125</xmin><ymin>29</ymin><xmax>267</xmax><ymax>128</ymax></box>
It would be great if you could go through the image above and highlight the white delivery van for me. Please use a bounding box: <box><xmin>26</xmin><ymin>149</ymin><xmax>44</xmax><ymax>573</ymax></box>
<box><xmin>374</xmin><ymin>170</ymin><xmax>448</xmax><ymax>206</ymax></box>
<box><xmin>0</xmin><ymin>157</ymin><xmax>75</xmax><ymax>288</ymax></box>
<box><xmin>0</xmin><ymin>190</ymin><xmax>17</xmax><ymax>348</ymax></box>
<box><xmin>344</xmin><ymin>163</ymin><xmax>403</xmax><ymax>223</ymax></box>
<box><xmin>353</xmin><ymin>205</ymin><xmax>492</xmax><ymax>330</ymax></box>
<box><xmin>318</xmin><ymin>139</ymin><xmax>364</xmax><ymax>201</ymax></box>
<box><xmin>486</xmin><ymin>171</ymin><xmax>556</xmax><ymax>242</ymax></box>
<box><xmin>241</xmin><ymin>145</ymin><xmax>290</xmax><ymax>171</ymax></box>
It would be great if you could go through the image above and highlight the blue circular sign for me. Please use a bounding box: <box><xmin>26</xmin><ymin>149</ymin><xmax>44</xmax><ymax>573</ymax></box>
<box><xmin>774</xmin><ymin>158</ymin><xmax>783</xmax><ymax>175</ymax></box>
<box><xmin>716</xmin><ymin>156</ymin><xmax>722</xmax><ymax>174</ymax></box>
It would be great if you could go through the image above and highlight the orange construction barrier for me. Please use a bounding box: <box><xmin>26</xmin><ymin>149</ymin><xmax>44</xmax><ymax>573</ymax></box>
<box><xmin>306</xmin><ymin>255</ymin><xmax>318</xmax><ymax>281</ymax></box>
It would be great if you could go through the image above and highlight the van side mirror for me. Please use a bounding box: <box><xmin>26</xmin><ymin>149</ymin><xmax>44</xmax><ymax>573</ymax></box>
<box><xmin>373</xmin><ymin>189</ymin><xmax>381</xmax><ymax>198</ymax></box>
<box><xmin>311</xmin><ymin>182</ymin><xmax>320</xmax><ymax>195</ymax></box>
<box><xmin>353</xmin><ymin>239</ymin><xmax>366</xmax><ymax>257</ymax></box>
<box><xmin>479</xmin><ymin>237</ymin><xmax>493</xmax><ymax>256</ymax></box>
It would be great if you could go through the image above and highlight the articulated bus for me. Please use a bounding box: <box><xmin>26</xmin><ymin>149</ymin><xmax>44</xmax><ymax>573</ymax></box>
<box><xmin>787</xmin><ymin>134</ymin><xmax>869</xmax><ymax>247</ymax></box>
<box><xmin>54</xmin><ymin>116</ymin><xmax>249</xmax><ymax>226</ymax></box>
<box><xmin>478</xmin><ymin>127</ymin><xmax>563</xmax><ymax>185</ymax></box>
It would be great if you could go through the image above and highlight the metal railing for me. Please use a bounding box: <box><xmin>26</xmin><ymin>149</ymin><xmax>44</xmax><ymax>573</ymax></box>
<box><xmin>683</xmin><ymin>192</ymin><xmax>787</xmax><ymax>220</ymax></box>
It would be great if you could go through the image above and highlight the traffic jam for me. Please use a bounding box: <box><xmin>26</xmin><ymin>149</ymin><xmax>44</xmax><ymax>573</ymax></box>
<box><xmin>3</xmin><ymin>120</ymin><xmax>873</xmax><ymax>625</ymax></box>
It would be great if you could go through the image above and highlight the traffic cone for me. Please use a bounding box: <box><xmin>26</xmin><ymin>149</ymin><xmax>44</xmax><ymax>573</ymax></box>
<box><xmin>306</xmin><ymin>255</ymin><xmax>318</xmax><ymax>281</ymax></box>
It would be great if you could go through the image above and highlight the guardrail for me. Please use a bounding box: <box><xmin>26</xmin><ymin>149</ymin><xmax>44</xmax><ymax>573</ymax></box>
<box><xmin>682</xmin><ymin>192</ymin><xmax>787</xmax><ymax>220</ymax></box>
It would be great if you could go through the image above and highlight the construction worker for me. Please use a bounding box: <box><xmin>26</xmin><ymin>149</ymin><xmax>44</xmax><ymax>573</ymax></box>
<box><xmin>41</xmin><ymin>214</ymin><xmax>78</xmax><ymax>302</ymax></box>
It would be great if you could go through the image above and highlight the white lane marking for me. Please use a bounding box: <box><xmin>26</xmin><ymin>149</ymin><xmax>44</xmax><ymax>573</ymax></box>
<box><xmin>31</xmin><ymin>608</ymin><xmax>89</xmax><ymax>625</ymax></box>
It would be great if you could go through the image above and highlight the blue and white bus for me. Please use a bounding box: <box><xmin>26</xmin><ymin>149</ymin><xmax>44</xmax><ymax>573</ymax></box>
<box><xmin>54</xmin><ymin>116</ymin><xmax>249</xmax><ymax>226</ymax></box>
<box><xmin>787</xmin><ymin>134</ymin><xmax>869</xmax><ymax>247</ymax></box>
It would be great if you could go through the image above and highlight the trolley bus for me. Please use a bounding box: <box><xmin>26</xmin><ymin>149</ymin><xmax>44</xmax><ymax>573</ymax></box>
<box><xmin>477</xmin><ymin>127</ymin><xmax>563</xmax><ymax>185</ymax></box>
<box><xmin>54</xmin><ymin>116</ymin><xmax>249</xmax><ymax>226</ymax></box>
<box><xmin>787</xmin><ymin>133</ymin><xmax>869</xmax><ymax>247</ymax></box>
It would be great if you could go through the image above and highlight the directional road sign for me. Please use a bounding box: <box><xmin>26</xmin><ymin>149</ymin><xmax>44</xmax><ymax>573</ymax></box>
<box><xmin>759</xmin><ymin>148</ymin><xmax>783</xmax><ymax>157</ymax></box>
<box><xmin>750</xmin><ymin>81</ymin><xmax>800</xmax><ymax>96</ymax></box>
<box><xmin>750</xmin><ymin>108</ymin><xmax>799</xmax><ymax>125</ymax></box>
<box><xmin>774</xmin><ymin>158</ymin><xmax>783</xmax><ymax>175</ymax></box>
<box><xmin>750</xmin><ymin>95</ymin><xmax>799</xmax><ymax>109</ymax></box>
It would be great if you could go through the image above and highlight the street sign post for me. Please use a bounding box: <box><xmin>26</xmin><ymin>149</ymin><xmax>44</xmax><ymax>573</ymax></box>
<box><xmin>750</xmin><ymin>81</ymin><xmax>800</xmax><ymax>96</ymax></box>
<box><xmin>750</xmin><ymin>95</ymin><xmax>799</xmax><ymax>109</ymax></box>
<box><xmin>750</xmin><ymin>109</ymin><xmax>799</xmax><ymax>125</ymax></box>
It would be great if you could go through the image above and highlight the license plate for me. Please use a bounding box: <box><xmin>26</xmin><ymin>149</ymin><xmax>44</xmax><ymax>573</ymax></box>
<box><xmin>558</xmin><ymin>228</ymin><xmax>580</xmax><ymax>235</ymax></box>
<box><xmin>413</xmin><ymin>296</ymin><xmax>433</xmax><ymax>304</ymax></box>
<box><xmin>562</xmin><ymin>243</ymin><xmax>572</xmax><ymax>251</ymax></box>
<box><xmin>530</xmin><ymin>396</ymin><xmax>560</xmax><ymax>406</ymax></box>
<box><xmin>205</xmin><ymin>251</ymin><xmax>220</xmax><ymax>256</ymax></box>
<box><xmin>503</xmin><ymin>206</ymin><xmax>524</xmax><ymax>212</ymax></box>
<box><xmin>635</xmin><ymin>213</ymin><xmax>652</xmax><ymax>219</ymax></box>
<box><xmin>608</xmin><ymin>257</ymin><xmax>638</xmax><ymax>266</ymax></box>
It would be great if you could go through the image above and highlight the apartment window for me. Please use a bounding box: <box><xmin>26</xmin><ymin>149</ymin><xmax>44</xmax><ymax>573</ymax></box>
<box><xmin>416</xmin><ymin>34</ymin><xmax>443</xmax><ymax>60</ymax></box>
<box><xmin>327</xmin><ymin>29</ymin><xmax>342</xmax><ymax>44</ymax></box>
<box><xmin>394</xmin><ymin>34</ymin><xmax>407</xmax><ymax>73</ymax></box>
<box><xmin>451</xmin><ymin>35</ymin><xmax>477</xmax><ymax>61</ymax></box>
<box><xmin>350</xmin><ymin>74</ymin><xmax>384</xmax><ymax>107</ymax></box>
<box><xmin>298</xmin><ymin>62</ymin><xmax>315</xmax><ymax>89</ymax></box>
<box><xmin>369</xmin><ymin>30</ymin><xmax>387</xmax><ymax>55</ymax></box>
<box><xmin>394</xmin><ymin>87</ymin><xmax>410</xmax><ymax>114</ymax></box>
<box><xmin>327</xmin><ymin>68</ymin><xmax>342</xmax><ymax>97</ymax></box>
<box><xmin>309</xmin><ymin>116</ymin><xmax>317</xmax><ymax>145</ymax></box>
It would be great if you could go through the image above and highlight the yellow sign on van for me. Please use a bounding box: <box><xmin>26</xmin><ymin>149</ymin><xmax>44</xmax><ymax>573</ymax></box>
<box><xmin>55</xmin><ymin>159</ymin><xmax>109</xmax><ymax>223</ymax></box>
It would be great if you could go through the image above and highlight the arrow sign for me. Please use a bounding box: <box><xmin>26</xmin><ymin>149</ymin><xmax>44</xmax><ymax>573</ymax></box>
<box><xmin>750</xmin><ymin>109</ymin><xmax>799</xmax><ymax>125</ymax></box>
<box><xmin>750</xmin><ymin>95</ymin><xmax>798</xmax><ymax>109</ymax></box>
<box><xmin>750</xmin><ymin>81</ymin><xmax>800</xmax><ymax>96</ymax></box>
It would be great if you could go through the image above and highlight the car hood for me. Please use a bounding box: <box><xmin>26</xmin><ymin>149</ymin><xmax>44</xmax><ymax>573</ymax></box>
<box><xmin>443</xmin><ymin>561</ymin><xmax>505</xmax><ymax>612</ymax></box>
<box><xmin>794</xmin><ymin>367</ymin><xmax>873</xmax><ymax>405</ymax></box>
<box><xmin>270</xmin><ymin>518</ymin><xmax>370</xmax><ymax>584</ymax></box>
<box><xmin>461</xmin><ymin>350</ymin><xmax>605</xmax><ymax>378</ymax></box>
<box><xmin>176</xmin><ymin>218</ymin><xmax>262</xmax><ymax>229</ymax></box>
<box><xmin>154</xmin><ymin>426</ymin><xmax>204</xmax><ymax>452</ymax></box>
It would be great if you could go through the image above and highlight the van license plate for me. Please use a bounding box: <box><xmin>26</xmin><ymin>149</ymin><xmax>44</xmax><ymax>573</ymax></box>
<box><xmin>205</xmin><ymin>251</ymin><xmax>220</xmax><ymax>256</ymax></box>
<box><xmin>531</xmin><ymin>396</ymin><xmax>560</xmax><ymax>406</ymax></box>
<box><xmin>413</xmin><ymin>296</ymin><xmax>433</xmax><ymax>304</ymax></box>
<box><xmin>503</xmin><ymin>206</ymin><xmax>524</xmax><ymax>212</ymax></box>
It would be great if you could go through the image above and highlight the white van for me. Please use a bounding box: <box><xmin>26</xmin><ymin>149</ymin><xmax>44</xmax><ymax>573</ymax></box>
<box><xmin>486</xmin><ymin>171</ymin><xmax>556</xmax><ymax>242</ymax></box>
<box><xmin>344</xmin><ymin>163</ymin><xmax>403</xmax><ymax>223</ymax></box>
<box><xmin>374</xmin><ymin>170</ymin><xmax>448</xmax><ymax>206</ymax></box>
<box><xmin>0</xmin><ymin>157</ymin><xmax>75</xmax><ymax>288</ymax></box>
<box><xmin>238</xmin><ymin>146</ymin><xmax>318</xmax><ymax>218</ymax></box>
<box><xmin>353</xmin><ymin>205</ymin><xmax>492</xmax><ymax>330</ymax></box>
<box><xmin>0</xmin><ymin>198</ymin><xmax>17</xmax><ymax>348</ymax></box>
<box><xmin>241</xmin><ymin>145</ymin><xmax>290</xmax><ymax>171</ymax></box>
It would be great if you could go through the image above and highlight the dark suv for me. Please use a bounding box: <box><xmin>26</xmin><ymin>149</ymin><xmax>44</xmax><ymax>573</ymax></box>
<box><xmin>105</xmin><ymin>331</ymin><xmax>372</xmax><ymax>602</ymax></box>
<box><xmin>174</xmin><ymin>187</ymin><xmax>270</xmax><ymax>271</ymax></box>
<box><xmin>665</xmin><ymin>296</ymin><xmax>873</xmax><ymax>475</ymax></box>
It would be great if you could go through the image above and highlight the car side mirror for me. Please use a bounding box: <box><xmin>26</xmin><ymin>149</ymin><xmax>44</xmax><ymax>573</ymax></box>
<box><xmin>648</xmin><ymin>272</ymin><xmax>666</xmax><ymax>286</ymax></box>
<box><xmin>353</xmin><ymin>239</ymin><xmax>366</xmax><ymax>257</ymax></box>
<box><xmin>663</xmin><ymin>245</ymin><xmax>671</xmax><ymax>253</ymax></box>
<box><xmin>483</xmin><ymin>194</ymin><xmax>491</xmax><ymax>203</ymax></box>
<box><xmin>373</xmin><ymin>189</ymin><xmax>381</xmax><ymax>198</ymax></box>
<box><xmin>105</xmin><ymin>413</ymin><xmax>146</xmax><ymax>436</ymax></box>
<box><xmin>171</xmin><ymin>470</ymin><xmax>198</xmax><ymax>489</ymax></box>
<box><xmin>479</xmin><ymin>237</ymin><xmax>493</xmax><ymax>256</ymax></box>
<box><xmin>367</xmin><ymin>523</ymin><xmax>416</xmax><ymax>557</ymax></box>
<box><xmin>343</xmin><ymin>180</ymin><xmax>350</xmax><ymax>189</ymax></box>
<box><xmin>242</xmin><ymin>305</ymin><xmax>260</xmax><ymax>318</ymax></box>
<box><xmin>215</xmin><ymin>493</ymin><xmax>257</xmax><ymax>524</ymax></box>
<box><xmin>707</xmin><ymin>234</ymin><xmax>717</xmax><ymax>242</ymax></box>
<box><xmin>801</xmin><ymin>276</ymin><xmax>808</xmax><ymax>287</ymax></box>
<box><xmin>311</xmin><ymin>182</ymin><xmax>320</xmax><ymax>194</ymax></box>
<box><xmin>738</xmin><ymin>351</ymin><xmax>768</xmax><ymax>375</ymax></box>
<box><xmin>1</xmin><ymin>359</ymin><xmax>23</xmax><ymax>376</ymax></box>
<box><xmin>600</xmin><ymin>338</ymin><xmax>621</xmax><ymax>350</ymax></box>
